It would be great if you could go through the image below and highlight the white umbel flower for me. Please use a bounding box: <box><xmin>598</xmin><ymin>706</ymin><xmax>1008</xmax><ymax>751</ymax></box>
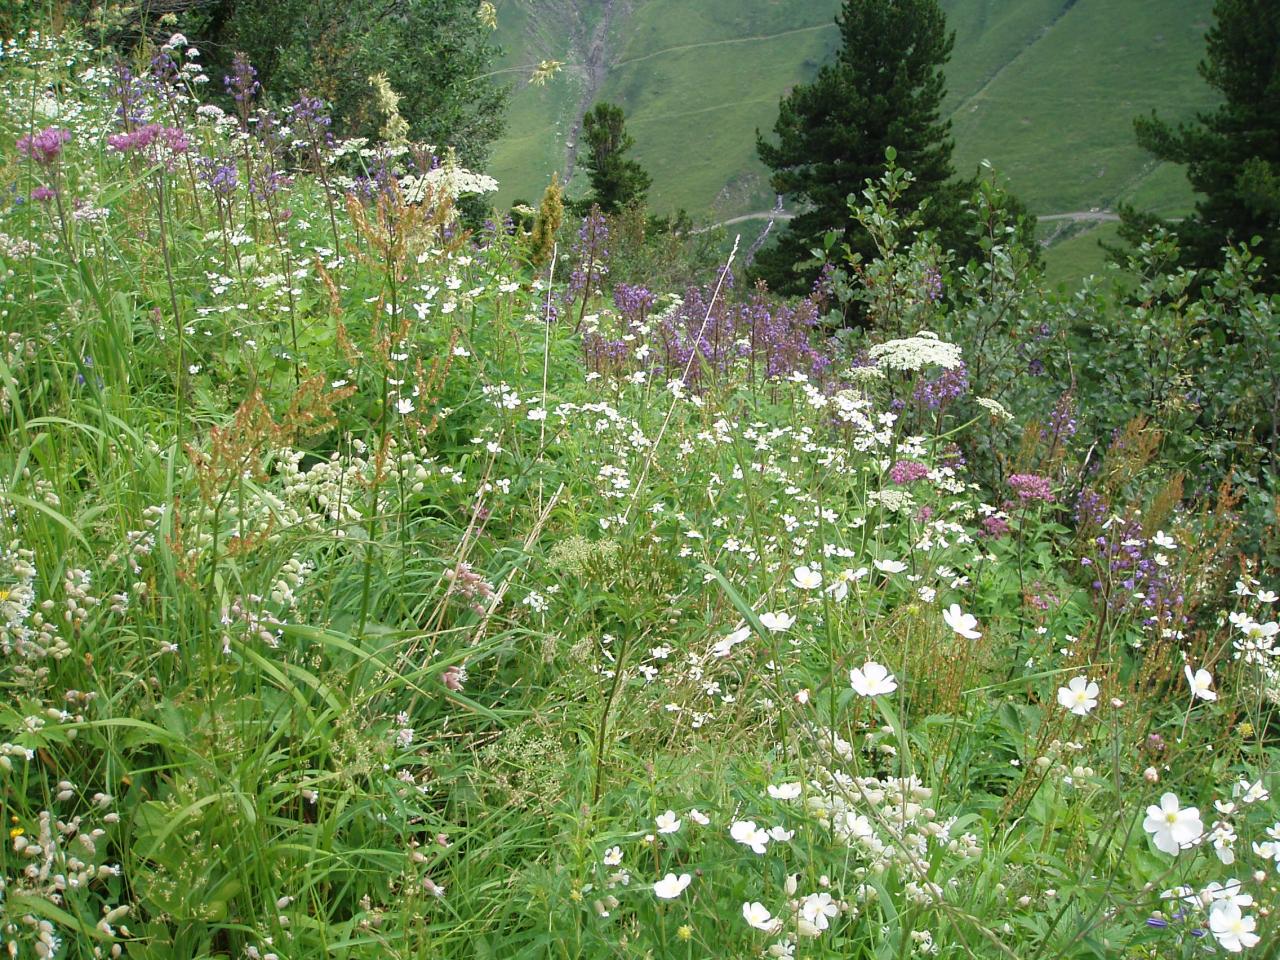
<box><xmin>867</xmin><ymin>331</ymin><xmax>962</xmax><ymax>371</ymax></box>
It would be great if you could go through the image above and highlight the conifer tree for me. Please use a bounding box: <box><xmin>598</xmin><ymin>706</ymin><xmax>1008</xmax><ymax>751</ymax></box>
<box><xmin>580</xmin><ymin>102</ymin><xmax>652</xmax><ymax>214</ymax></box>
<box><xmin>1119</xmin><ymin>0</ymin><xmax>1280</xmax><ymax>288</ymax></box>
<box><xmin>754</xmin><ymin>0</ymin><xmax>968</xmax><ymax>296</ymax></box>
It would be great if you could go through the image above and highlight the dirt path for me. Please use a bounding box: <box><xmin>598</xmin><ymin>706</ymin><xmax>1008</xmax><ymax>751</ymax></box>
<box><xmin>613</xmin><ymin>22</ymin><xmax>838</xmax><ymax>68</ymax></box>
<box><xmin>693</xmin><ymin>208</ymin><xmax>1119</xmax><ymax>236</ymax></box>
<box><xmin>1038</xmin><ymin>211</ymin><xmax>1119</xmax><ymax>222</ymax></box>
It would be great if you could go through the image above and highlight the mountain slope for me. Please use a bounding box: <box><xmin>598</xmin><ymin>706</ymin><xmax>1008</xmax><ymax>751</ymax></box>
<box><xmin>489</xmin><ymin>0</ymin><xmax>1216</xmax><ymax>254</ymax></box>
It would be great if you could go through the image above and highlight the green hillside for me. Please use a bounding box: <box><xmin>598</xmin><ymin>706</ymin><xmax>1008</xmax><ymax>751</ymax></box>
<box><xmin>489</xmin><ymin>0</ymin><xmax>1218</xmax><ymax>275</ymax></box>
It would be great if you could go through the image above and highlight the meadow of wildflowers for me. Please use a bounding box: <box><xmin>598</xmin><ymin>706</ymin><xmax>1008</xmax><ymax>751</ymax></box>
<box><xmin>0</xmin><ymin>27</ymin><xmax>1277</xmax><ymax>960</ymax></box>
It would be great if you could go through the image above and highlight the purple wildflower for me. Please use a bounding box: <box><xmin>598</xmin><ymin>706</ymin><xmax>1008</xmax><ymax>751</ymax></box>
<box><xmin>198</xmin><ymin>156</ymin><xmax>239</xmax><ymax>197</ymax></box>
<box><xmin>1007</xmin><ymin>473</ymin><xmax>1055</xmax><ymax>504</ymax></box>
<box><xmin>1075</xmin><ymin>488</ymin><xmax>1108</xmax><ymax>527</ymax></box>
<box><xmin>922</xmin><ymin>266</ymin><xmax>943</xmax><ymax>302</ymax></box>
<box><xmin>149</xmin><ymin>49</ymin><xmax>182</xmax><ymax>103</ymax></box>
<box><xmin>107</xmin><ymin>125</ymin><xmax>191</xmax><ymax>171</ymax></box>
<box><xmin>566</xmin><ymin>206</ymin><xmax>610</xmax><ymax>306</ymax></box>
<box><xmin>979</xmin><ymin>516</ymin><xmax>1010</xmax><ymax>539</ymax></box>
<box><xmin>16</xmin><ymin>127</ymin><xmax>71</xmax><ymax>165</ymax></box>
<box><xmin>1042</xmin><ymin>392</ymin><xmax>1078</xmax><ymax>444</ymax></box>
<box><xmin>913</xmin><ymin>363</ymin><xmax>969</xmax><ymax>408</ymax></box>
<box><xmin>889</xmin><ymin>460</ymin><xmax>930</xmax><ymax>484</ymax></box>
<box><xmin>224</xmin><ymin>52</ymin><xmax>260</xmax><ymax>106</ymax></box>
<box><xmin>110</xmin><ymin>64</ymin><xmax>150</xmax><ymax>127</ymax></box>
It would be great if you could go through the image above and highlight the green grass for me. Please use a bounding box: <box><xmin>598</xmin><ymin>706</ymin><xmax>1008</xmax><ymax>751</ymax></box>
<box><xmin>949</xmin><ymin>0</ymin><xmax>1216</xmax><ymax>215</ymax></box>
<box><xmin>3</xmin><ymin>28</ymin><xmax>1278</xmax><ymax>960</ymax></box>
<box><xmin>1040</xmin><ymin>219</ymin><xmax>1123</xmax><ymax>288</ymax></box>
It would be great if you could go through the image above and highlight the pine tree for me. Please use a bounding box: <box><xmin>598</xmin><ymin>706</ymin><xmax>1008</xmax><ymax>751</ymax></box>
<box><xmin>579</xmin><ymin>102</ymin><xmax>652</xmax><ymax>214</ymax></box>
<box><xmin>754</xmin><ymin>0</ymin><xmax>968</xmax><ymax>296</ymax></box>
<box><xmin>1120</xmin><ymin>0</ymin><xmax>1280</xmax><ymax>288</ymax></box>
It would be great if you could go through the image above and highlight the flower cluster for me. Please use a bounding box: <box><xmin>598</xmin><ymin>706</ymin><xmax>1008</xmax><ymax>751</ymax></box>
<box><xmin>1006</xmin><ymin>473</ymin><xmax>1055</xmax><ymax>504</ymax></box>
<box><xmin>15</xmin><ymin>125</ymin><xmax>70</xmax><ymax>165</ymax></box>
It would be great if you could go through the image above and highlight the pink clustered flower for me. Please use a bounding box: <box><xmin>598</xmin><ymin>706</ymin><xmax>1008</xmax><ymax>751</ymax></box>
<box><xmin>107</xmin><ymin>124</ymin><xmax>190</xmax><ymax>157</ymax></box>
<box><xmin>443</xmin><ymin>561</ymin><xmax>495</xmax><ymax>616</ymax></box>
<box><xmin>16</xmin><ymin>126</ymin><xmax>71</xmax><ymax>165</ymax></box>
<box><xmin>30</xmin><ymin>186</ymin><xmax>56</xmax><ymax>202</ymax></box>
<box><xmin>1007</xmin><ymin>473</ymin><xmax>1055</xmax><ymax>504</ymax></box>
<box><xmin>979</xmin><ymin>515</ymin><xmax>1010</xmax><ymax>539</ymax></box>
<box><xmin>889</xmin><ymin>459</ymin><xmax>929</xmax><ymax>484</ymax></box>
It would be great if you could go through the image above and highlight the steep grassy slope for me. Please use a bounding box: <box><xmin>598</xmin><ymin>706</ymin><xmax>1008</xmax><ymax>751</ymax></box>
<box><xmin>489</xmin><ymin>0</ymin><xmax>1216</xmax><ymax>275</ymax></box>
<box><xmin>490</xmin><ymin>0</ymin><xmax>841</xmax><ymax>213</ymax></box>
<box><xmin>948</xmin><ymin>0</ymin><xmax>1218</xmax><ymax>216</ymax></box>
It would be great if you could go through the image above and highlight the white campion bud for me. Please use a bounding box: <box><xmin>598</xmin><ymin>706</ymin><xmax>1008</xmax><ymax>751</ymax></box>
<box><xmin>796</xmin><ymin>918</ymin><xmax>822</xmax><ymax>938</ymax></box>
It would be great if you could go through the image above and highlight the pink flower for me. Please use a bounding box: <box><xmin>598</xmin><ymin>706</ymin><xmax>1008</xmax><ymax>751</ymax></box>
<box><xmin>107</xmin><ymin>124</ymin><xmax>190</xmax><ymax>163</ymax></box>
<box><xmin>1007</xmin><ymin>473</ymin><xmax>1055</xmax><ymax>504</ymax></box>
<box><xmin>441</xmin><ymin>665</ymin><xmax>466</xmax><ymax>691</ymax></box>
<box><xmin>889</xmin><ymin>459</ymin><xmax>929</xmax><ymax>484</ymax></box>
<box><xmin>16</xmin><ymin>127</ymin><xmax>71</xmax><ymax>165</ymax></box>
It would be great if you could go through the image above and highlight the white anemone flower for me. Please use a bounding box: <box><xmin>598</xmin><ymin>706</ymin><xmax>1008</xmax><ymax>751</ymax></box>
<box><xmin>1241</xmin><ymin>620</ymin><xmax>1278</xmax><ymax>642</ymax></box>
<box><xmin>798</xmin><ymin>891</ymin><xmax>839</xmax><ymax>931</ymax></box>
<box><xmin>791</xmin><ymin>566</ymin><xmax>822</xmax><ymax>590</ymax></box>
<box><xmin>1056</xmin><ymin>676</ymin><xmax>1099</xmax><ymax>716</ymax></box>
<box><xmin>729</xmin><ymin>819</ymin><xmax>771</xmax><ymax>855</ymax></box>
<box><xmin>712</xmin><ymin>625</ymin><xmax>752</xmax><ymax>658</ymax></box>
<box><xmin>655</xmin><ymin>810</ymin><xmax>681</xmax><ymax>834</ymax></box>
<box><xmin>1204</xmin><ymin>879</ymin><xmax>1253</xmax><ymax>909</ymax></box>
<box><xmin>849</xmin><ymin>661</ymin><xmax>898</xmax><ymax>697</ymax></box>
<box><xmin>942</xmin><ymin>603</ymin><xmax>981</xmax><ymax>639</ymax></box>
<box><xmin>1143</xmin><ymin>793</ymin><xmax>1204</xmax><ymax>855</ymax></box>
<box><xmin>1184</xmin><ymin>665</ymin><xmax>1218</xmax><ymax>701</ymax></box>
<box><xmin>873</xmin><ymin>558</ymin><xmax>907</xmax><ymax>575</ymax></box>
<box><xmin>767</xmin><ymin>782</ymin><xmax>802</xmax><ymax>800</ymax></box>
<box><xmin>759</xmin><ymin>611</ymin><xmax>795</xmax><ymax>633</ymax></box>
<box><xmin>742</xmin><ymin>901</ymin><xmax>780</xmax><ymax>932</ymax></box>
<box><xmin>1235</xmin><ymin>778</ymin><xmax>1269</xmax><ymax>804</ymax></box>
<box><xmin>653</xmin><ymin>872</ymin><xmax>691</xmax><ymax>899</ymax></box>
<box><xmin>1209</xmin><ymin>901</ymin><xmax>1260</xmax><ymax>952</ymax></box>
